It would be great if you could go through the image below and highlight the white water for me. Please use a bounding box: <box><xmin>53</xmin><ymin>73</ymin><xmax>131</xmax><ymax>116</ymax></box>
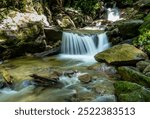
<box><xmin>107</xmin><ymin>7</ymin><xmax>120</xmax><ymax>22</ymax></box>
<box><xmin>61</xmin><ymin>32</ymin><xmax>110</xmax><ymax>55</ymax></box>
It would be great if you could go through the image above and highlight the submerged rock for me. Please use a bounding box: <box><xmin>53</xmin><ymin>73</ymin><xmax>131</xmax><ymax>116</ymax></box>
<box><xmin>114</xmin><ymin>81</ymin><xmax>150</xmax><ymax>102</ymax></box>
<box><xmin>118</xmin><ymin>66</ymin><xmax>150</xmax><ymax>87</ymax></box>
<box><xmin>95</xmin><ymin>44</ymin><xmax>148</xmax><ymax>66</ymax></box>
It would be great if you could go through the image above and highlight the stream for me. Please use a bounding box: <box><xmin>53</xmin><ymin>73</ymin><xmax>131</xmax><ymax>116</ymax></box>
<box><xmin>0</xmin><ymin>55</ymin><xmax>116</xmax><ymax>102</ymax></box>
<box><xmin>0</xmin><ymin>6</ymin><xmax>120</xmax><ymax>102</ymax></box>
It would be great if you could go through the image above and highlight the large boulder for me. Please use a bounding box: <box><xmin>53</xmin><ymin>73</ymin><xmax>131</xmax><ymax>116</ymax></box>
<box><xmin>118</xmin><ymin>66</ymin><xmax>150</xmax><ymax>87</ymax></box>
<box><xmin>0</xmin><ymin>8</ymin><xmax>52</xmax><ymax>59</ymax></box>
<box><xmin>95</xmin><ymin>44</ymin><xmax>148</xmax><ymax>66</ymax></box>
<box><xmin>114</xmin><ymin>20</ymin><xmax>144</xmax><ymax>39</ymax></box>
<box><xmin>0</xmin><ymin>22</ymin><xmax>46</xmax><ymax>59</ymax></box>
<box><xmin>114</xmin><ymin>81</ymin><xmax>150</xmax><ymax>101</ymax></box>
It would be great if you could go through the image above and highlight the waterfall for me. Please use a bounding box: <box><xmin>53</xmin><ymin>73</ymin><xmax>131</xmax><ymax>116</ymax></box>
<box><xmin>107</xmin><ymin>7</ymin><xmax>120</xmax><ymax>22</ymax></box>
<box><xmin>61</xmin><ymin>32</ymin><xmax>110</xmax><ymax>56</ymax></box>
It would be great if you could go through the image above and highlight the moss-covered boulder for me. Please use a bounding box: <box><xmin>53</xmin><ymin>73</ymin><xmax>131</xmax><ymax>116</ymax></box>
<box><xmin>114</xmin><ymin>81</ymin><xmax>150</xmax><ymax>101</ymax></box>
<box><xmin>118</xmin><ymin>66</ymin><xmax>150</xmax><ymax>87</ymax></box>
<box><xmin>0</xmin><ymin>22</ymin><xmax>46</xmax><ymax>59</ymax></box>
<box><xmin>95</xmin><ymin>44</ymin><xmax>148</xmax><ymax>66</ymax></box>
<box><xmin>114</xmin><ymin>20</ymin><xmax>143</xmax><ymax>38</ymax></box>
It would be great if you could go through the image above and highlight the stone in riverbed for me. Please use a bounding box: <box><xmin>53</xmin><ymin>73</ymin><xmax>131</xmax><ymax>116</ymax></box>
<box><xmin>114</xmin><ymin>81</ymin><xmax>150</xmax><ymax>102</ymax></box>
<box><xmin>95</xmin><ymin>44</ymin><xmax>148</xmax><ymax>66</ymax></box>
<box><xmin>78</xmin><ymin>73</ymin><xmax>92</xmax><ymax>83</ymax></box>
<box><xmin>118</xmin><ymin>66</ymin><xmax>150</xmax><ymax>87</ymax></box>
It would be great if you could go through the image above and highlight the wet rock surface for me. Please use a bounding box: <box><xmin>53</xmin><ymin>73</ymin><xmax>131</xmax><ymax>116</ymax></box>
<box><xmin>78</xmin><ymin>73</ymin><xmax>92</xmax><ymax>83</ymax></box>
<box><xmin>95</xmin><ymin>44</ymin><xmax>148</xmax><ymax>66</ymax></box>
<box><xmin>0</xmin><ymin>56</ymin><xmax>116</xmax><ymax>102</ymax></box>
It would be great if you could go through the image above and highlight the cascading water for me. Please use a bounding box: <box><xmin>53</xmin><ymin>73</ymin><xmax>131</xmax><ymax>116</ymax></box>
<box><xmin>59</xmin><ymin>32</ymin><xmax>110</xmax><ymax>63</ymax></box>
<box><xmin>61</xmin><ymin>32</ymin><xmax>110</xmax><ymax>56</ymax></box>
<box><xmin>107</xmin><ymin>7</ymin><xmax>120</xmax><ymax>22</ymax></box>
<box><xmin>61</xmin><ymin>32</ymin><xmax>97</xmax><ymax>55</ymax></box>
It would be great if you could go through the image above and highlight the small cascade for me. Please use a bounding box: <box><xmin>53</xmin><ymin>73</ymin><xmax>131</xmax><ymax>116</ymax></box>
<box><xmin>61</xmin><ymin>32</ymin><xmax>110</xmax><ymax>56</ymax></box>
<box><xmin>97</xmin><ymin>33</ymin><xmax>110</xmax><ymax>52</ymax></box>
<box><xmin>61</xmin><ymin>32</ymin><xmax>97</xmax><ymax>55</ymax></box>
<box><xmin>107</xmin><ymin>7</ymin><xmax>120</xmax><ymax>22</ymax></box>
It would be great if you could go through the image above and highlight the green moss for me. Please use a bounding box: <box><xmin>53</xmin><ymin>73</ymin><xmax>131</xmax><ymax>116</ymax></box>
<box><xmin>145</xmin><ymin>45</ymin><xmax>150</xmax><ymax>55</ymax></box>
<box><xmin>119</xmin><ymin>91</ymin><xmax>145</xmax><ymax>102</ymax></box>
<box><xmin>114</xmin><ymin>81</ymin><xmax>141</xmax><ymax>94</ymax></box>
<box><xmin>95</xmin><ymin>44</ymin><xmax>148</xmax><ymax>65</ymax></box>
<box><xmin>64</xmin><ymin>0</ymin><xmax>101</xmax><ymax>18</ymax></box>
<box><xmin>114</xmin><ymin>81</ymin><xmax>150</xmax><ymax>101</ymax></box>
<box><xmin>144</xmin><ymin>13</ymin><xmax>150</xmax><ymax>21</ymax></box>
<box><xmin>118</xmin><ymin>66</ymin><xmax>150</xmax><ymax>87</ymax></box>
<box><xmin>133</xmin><ymin>14</ymin><xmax>150</xmax><ymax>55</ymax></box>
<box><xmin>133</xmin><ymin>25</ymin><xmax>150</xmax><ymax>55</ymax></box>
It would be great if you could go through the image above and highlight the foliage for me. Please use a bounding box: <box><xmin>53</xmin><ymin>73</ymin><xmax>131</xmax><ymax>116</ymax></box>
<box><xmin>133</xmin><ymin>30</ymin><xmax>150</xmax><ymax>54</ymax></box>
<box><xmin>0</xmin><ymin>0</ymin><xmax>28</xmax><ymax>12</ymax></box>
<box><xmin>64</xmin><ymin>0</ymin><xmax>101</xmax><ymax>18</ymax></box>
<box><xmin>133</xmin><ymin>12</ymin><xmax>150</xmax><ymax>55</ymax></box>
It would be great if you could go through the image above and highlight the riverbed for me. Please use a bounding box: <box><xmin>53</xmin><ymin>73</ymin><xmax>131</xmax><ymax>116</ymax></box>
<box><xmin>0</xmin><ymin>55</ymin><xmax>116</xmax><ymax>102</ymax></box>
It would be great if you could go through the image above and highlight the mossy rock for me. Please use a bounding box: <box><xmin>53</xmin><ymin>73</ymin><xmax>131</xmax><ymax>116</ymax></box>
<box><xmin>118</xmin><ymin>66</ymin><xmax>150</xmax><ymax>87</ymax></box>
<box><xmin>114</xmin><ymin>81</ymin><xmax>150</xmax><ymax>101</ymax></box>
<box><xmin>118</xmin><ymin>91</ymin><xmax>150</xmax><ymax>102</ymax></box>
<box><xmin>136</xmin><ymin>61</ymin><xmax>150</xmax><ymax>72</ymax></box>
<box><xmin>114</xmin><ymin>81</ymin><xmax>142</xmax><ymax>95</ymax></box>
<box><xmin>0</xmin><ymin>22</ymin><xmax>45</xmax><ymax>59</ymax></box>
<box><xmin>144</xmin><ymin>13</ymin><xmax>150</xmax><ymax>22</ymax></box>
<box><xmin>114</xmin><ymin>20</ymin><xmax>143</xmax><ymax>38</ymax></box>
<box><xmin>95</xmin><ymin>44</ymin><xmax>148</xmax><ymax>66</ymax></box>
